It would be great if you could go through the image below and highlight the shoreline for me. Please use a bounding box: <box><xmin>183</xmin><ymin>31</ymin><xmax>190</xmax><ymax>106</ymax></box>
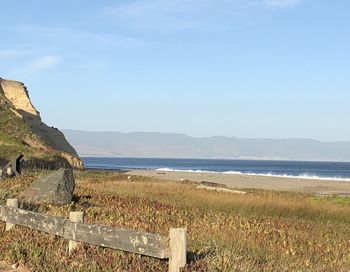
<box><xmin>154</xmin><ymin>168</ymin><xmax>350</xmax><ymax>182</ymax></box>
<box><xmin>127</xmin><ymin>169</ymin><xmax>350</xmax><ymax>194</ymax></box>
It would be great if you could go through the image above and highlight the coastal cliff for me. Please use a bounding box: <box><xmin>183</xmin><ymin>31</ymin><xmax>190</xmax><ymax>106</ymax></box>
<box><xmin>0</xmin><ymin>78</ymin><xmax>83</xmax><ymax>169</ymax></box>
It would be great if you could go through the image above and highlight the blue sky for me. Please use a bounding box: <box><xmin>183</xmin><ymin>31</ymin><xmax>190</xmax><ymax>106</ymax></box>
<box><xmin>1</xmin><ymin>0</ymin><xmax>349</xmax><ymax>141</ymax></box>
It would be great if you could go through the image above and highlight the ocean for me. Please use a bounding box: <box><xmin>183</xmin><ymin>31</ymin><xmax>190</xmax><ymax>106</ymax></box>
<box><xmin>82</xmin><ymin>157</ymin><xmax>350</xmax><ymax>181</ymax></box>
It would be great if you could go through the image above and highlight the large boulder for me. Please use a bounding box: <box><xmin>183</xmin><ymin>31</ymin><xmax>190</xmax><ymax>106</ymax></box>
<box><xmin>21</xmin><ymin>168</ymin><xmax>75</xmax><ymax>205</ymax></box>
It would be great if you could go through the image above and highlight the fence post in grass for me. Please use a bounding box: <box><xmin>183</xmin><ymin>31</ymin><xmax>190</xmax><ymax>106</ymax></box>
<box><xmin>169</xmin><ymin>228</ymin><xmax>187</xmax><ymax>272</ymax></box>
<box><xmin>68</xmin><ymin>211</ymin><xmax>84</xmax><ymax>254</ymax></box>
<box><xmin>5</xmin><ymin>199</ymin><xmax>19</xmax><ymax>231</ymax></box>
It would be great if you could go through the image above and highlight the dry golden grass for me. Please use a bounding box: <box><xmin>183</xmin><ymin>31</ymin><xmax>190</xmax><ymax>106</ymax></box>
<box><xmin>1</xmin><ymin>170</ymin><xmax>350</xmax><ymax>271</ymax></box>
<box><xmin>80</xmin><ymin>174</ymin><xmax>350</xmax><ymax>224</ymax></box>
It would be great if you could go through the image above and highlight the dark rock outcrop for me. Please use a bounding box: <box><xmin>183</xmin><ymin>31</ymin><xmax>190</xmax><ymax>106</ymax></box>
<box><xmin>0</xmin><ymin>154</ymin><xmax>23</xmax><ymax>179</ymax></box>
<box><xmin>21</xmin><ymin>168</ymin><xmax>75</xmax><ymax>205</ymax></box>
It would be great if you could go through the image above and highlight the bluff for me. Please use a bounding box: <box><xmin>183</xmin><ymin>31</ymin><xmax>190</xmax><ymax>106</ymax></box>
<box><xmin>0</xmin><ymin>78</ymin><xmax>83</xmax><ymax>169</ymax></box>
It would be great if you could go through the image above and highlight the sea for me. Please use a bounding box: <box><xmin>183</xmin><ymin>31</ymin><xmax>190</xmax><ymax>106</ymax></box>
<box><xmin>82</xmin><ymin>157</ymin><xmax>350</xmax><ymax>181</ymax></box>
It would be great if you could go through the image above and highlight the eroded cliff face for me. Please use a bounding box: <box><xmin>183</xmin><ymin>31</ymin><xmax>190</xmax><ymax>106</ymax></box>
<box><xmin>0</xmin><ymin>78</ymin><xmax>83</xmax><ymax>169</ymax></box>
<box><xmin>0</xmin><ymin>80</ymin><xmax>39</xmax><ymax>116</ymax></box>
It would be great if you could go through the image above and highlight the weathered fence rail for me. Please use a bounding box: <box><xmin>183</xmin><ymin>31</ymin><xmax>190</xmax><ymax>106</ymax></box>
<box><xmin>0</xmin><ymin>199</ymin><xmax>186</xmax><ymax>272</ymax></box>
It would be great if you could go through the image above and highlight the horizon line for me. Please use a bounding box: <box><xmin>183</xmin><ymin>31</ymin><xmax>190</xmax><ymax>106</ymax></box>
<box><xmin>62</xmin><ymin>129</ymin><xmax>350</xmax><ymax>143</ymax></box>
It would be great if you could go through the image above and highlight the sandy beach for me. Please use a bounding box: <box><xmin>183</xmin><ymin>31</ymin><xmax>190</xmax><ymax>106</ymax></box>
<box><xmin>128</xmin><ymin>170</ymin><xmax>350</xmax><ymax>194</ymax></box>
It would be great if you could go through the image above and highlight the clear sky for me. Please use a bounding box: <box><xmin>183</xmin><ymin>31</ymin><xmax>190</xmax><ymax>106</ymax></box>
<box><xmin>1</xmin><ymin>0</ymin><xmax>349</xmax><ymax>141</ymax></box>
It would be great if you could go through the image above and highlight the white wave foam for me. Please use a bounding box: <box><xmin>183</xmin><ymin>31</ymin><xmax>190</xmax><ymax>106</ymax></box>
<box><xmin>223</xmin><ymin>171</ymin><xmax>350</xmax><ymax>181</ymax></box>
<box><xmin>155</xmin><ymin>168</ymin><xmax>350</xmax><ymax>181</ymax></box>
<box><xmin>156</xmin><ymin>168</ymin><xmax>217</xmax><ymax>174</ymax></box>
<box><xmin>222</xmin><ymin>171</ymin><xmax>243</xmax><ymax>175</ymax></box>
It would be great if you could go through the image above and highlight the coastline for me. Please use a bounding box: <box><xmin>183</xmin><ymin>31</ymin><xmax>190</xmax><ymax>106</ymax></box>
<box><xmin>128</xmin><ymin>169</ymin><xmax>350</xmax><ymax>194</ymax></box>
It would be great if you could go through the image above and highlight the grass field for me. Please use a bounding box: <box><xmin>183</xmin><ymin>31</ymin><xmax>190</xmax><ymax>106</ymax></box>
<box><xmin>1</xmin><ymin>170</ymin><xmax>350</xmax><ymax>271</ymax></box>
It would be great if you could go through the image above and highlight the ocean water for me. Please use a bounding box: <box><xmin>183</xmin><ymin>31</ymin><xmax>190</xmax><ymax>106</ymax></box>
<box><xmin>82</xmin><ymin>157</ymin><xmax>350</xmax><ymax>181</ymax></box>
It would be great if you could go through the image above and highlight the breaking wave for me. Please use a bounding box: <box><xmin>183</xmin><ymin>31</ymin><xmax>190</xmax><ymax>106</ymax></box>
<box><xmin>156</xmin><ymin>168</ymin><xmax>350</xmax><ymax>181</ymax></box>
<box><xmin>156</xmin><ymin>168</ymin><xmax>217</xmax><ymax>174</ymax></box>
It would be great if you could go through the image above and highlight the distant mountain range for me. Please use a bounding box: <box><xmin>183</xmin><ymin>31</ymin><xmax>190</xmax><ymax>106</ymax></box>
<box><xmin>62</xmin><ymin>129</ymin><xmax>350</xmax><ymax>162</ymax></box>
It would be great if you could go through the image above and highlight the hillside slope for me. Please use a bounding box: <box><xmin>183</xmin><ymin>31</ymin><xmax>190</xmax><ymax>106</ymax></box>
<box><xmin>0</xmin><ymin>78</ymin><xmax>83</xmax><ymax>169</ymax></box>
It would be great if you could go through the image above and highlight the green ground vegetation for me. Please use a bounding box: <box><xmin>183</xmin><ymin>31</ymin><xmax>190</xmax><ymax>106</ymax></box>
<box><xmin>0</xmin><ymin>98</ymin><xmax>70</xmax><ymax>168</ymax></box>
<box><xmin>1</xmin><ymin>171</ymin><xmax>350</xmax><ymax>271</ymax></box>
<box><xmin>0</xmin><ymin>104</ymin><xmax>36</xmax><ymax>159</ymax></box>
<box><xmin>0</xmin><ymin>95</ymin><xmax>48</xmax><ymax>162</ymax></box>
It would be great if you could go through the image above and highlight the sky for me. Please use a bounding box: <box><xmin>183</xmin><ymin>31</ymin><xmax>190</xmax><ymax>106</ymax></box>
<box><xmin>0</xmin><ymin>0</ymin><xmax>349</xmax><ymax>141</ymax></box>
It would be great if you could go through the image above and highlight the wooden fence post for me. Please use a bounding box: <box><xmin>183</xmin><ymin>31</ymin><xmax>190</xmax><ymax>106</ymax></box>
<box><xmin>169</xmin><ymin>228</ymin><xmax>187</xmax><ymax>272</ymax></box>
<box><xmin>68</xmin><ymin>211</ymin><xmax>84</xmax><ymax>254</ymax></box>
<box><xmin>5</xmin><ymin>199</ymin><xmax>18</xmax><ymax>231</ymax></box>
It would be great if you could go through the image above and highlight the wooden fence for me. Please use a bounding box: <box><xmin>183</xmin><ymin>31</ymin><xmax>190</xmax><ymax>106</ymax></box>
<box><xmin>0</xmin><ymin>199</ymin><xmax>187</xmax><ymax>272</ymax></box>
